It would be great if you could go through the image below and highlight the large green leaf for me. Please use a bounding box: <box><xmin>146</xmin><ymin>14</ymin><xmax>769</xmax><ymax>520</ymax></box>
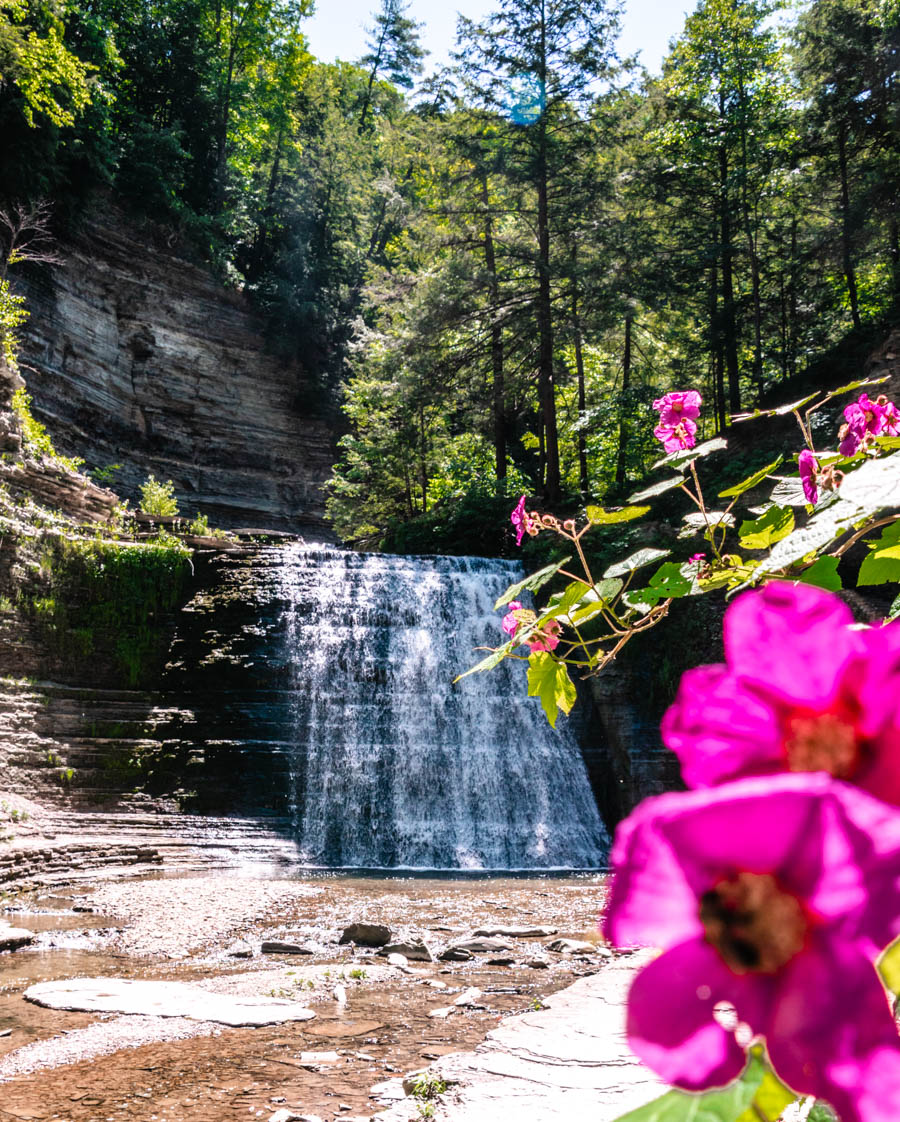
<box><xmin>857</xmin><ymin>521</ymin><xmax>900</xmax><ymax>587</ymax></box>
<box><xmin>680</xmin><ymin>511</ymin><xmax>736</xmax><ymax>538</ymax></box>
<box><xmin>613</xmin><ymin>1051</ymin><xmax>768</xmax><ymax>1122</ymax></box>
<box><xmin>586</xmin><ymin>504</ymin><xmax>651</xmax><ymax>526</ymax></box>
<box><xmin>653</xmin><ymin>436</ymin><xmax>728</xmax><ymax>471</ymax></box>
<box><xmin>568</xmin><ymin>579</ymin><xmax>624</xmax><ymax>625</ymax></box>
<box><xmin>838</xmin><ymin>452</ymin><xmax>900</xmax><ymax>515</ymax></box>
<box><xmin>546</xmin><ymin>580</ymin><xmax>593</xmax><ymax>617</ymax></box>
<box><xmin>739</xmin><ymin>506</ymin><xmax>795</xmax><ymax>550</ymax></box>
<box><xmin>829</xmin><ymin>375</ymin><xmax>888</xmax><ymax>397</ymax></box>
<box><xmin>494</xmin><ymin>557</ymin><xmax>572</xmax><ymax>611</ymax></box>
<box><xmin>797</xmin><ymin>555</ymin><xmax>842</xmax><ymax>591</ymax></box>
<box><xmin>629</xmin><ymin>476</ymin><xmax>686</xmax><ymax>503</ymax></box>
<box><xmin>454</xmin><ymin>641</ymin><xmax>515</xmax><ymax>682</ymax></box>
<box><xmin>604</xmin><ymin>548</ymin><xmax>671</xmax><ymax>579</ymax></box>
<box><xmin>625</xmin><ymin>562</ymin><xmax>693</xmax><ymax>608</ymax></box>
<box><xmin>768</xmin><ymin>477</ymin><xmax>810</xmax><ymax>507</ymax></box>
<box><xmin>526</xmin><ymin>652</ymin><xmax>576</xmax><ymax>728</ymax></box>
<box><xmin>735</xmin><ymin>1070</ymin><xmax>796</xmax><ymax>1122</ymax></box>
<box><xmin>718</xmin><ymin>456</ymin><xmax>784</xmax><ymax>498</ymax></box>
<box><xmin>878</xmin><ymin>935</ymin><xmax>900</xmax><ymax>996</ymax></box>
<box><xmin>888</xmin><ymin>593</ymin><xmax>900</xmax><ymax>622</ymax></box>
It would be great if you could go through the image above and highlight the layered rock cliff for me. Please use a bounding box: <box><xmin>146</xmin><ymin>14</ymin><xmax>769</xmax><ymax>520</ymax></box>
<box><xmin>17</xmin><ymin>209</ymin><xmax>335</xmax><ymax>534</ymax></box>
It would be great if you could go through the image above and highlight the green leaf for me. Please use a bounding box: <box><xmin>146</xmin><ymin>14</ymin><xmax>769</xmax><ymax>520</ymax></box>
<box><xmin>604</xmin><ymin>548</ymin><xmax>671</xmax><ymax>579</ymax></box>
<box><xmin>739</xmin><ymin>506</ymin><xmax>795</xmax><ymax>550</ymax></box>
<box><xmin>838</xmin><ymin>452</ymin><xmax>900</xmax><ymax>515</ymax></box>
<box><xmin>653</xmin><ymin>436</ymin><xmax>728</xmax><ymax>471</ymax></box>
<box><xmin>769</xmin><ymin>477</ymin><xmax>810</xmax><ymax>507</ymax></box>
<box><xmin>829</xmin><ymin>375</ymin><xmax>888</xmax><ymax>398</ymax></box>
<box><xmin>680</xmin><ymin>511</ymin><xmax>736</xmax><ymax>538</ymax></box>
<box><xmin>735</xmin><ymin>1071</ymin><xmax>797</xmax><ymax>1122</ymax></box>
<box><xmin>797</xmin><ymin>555</ymin><xmax>842</xmax><ymax>591</ymax></box>
<box><xmin>625</xmin><ymin>562</ymin><xmax>693</xmax><ymax>608</ymax></box>
<box><xmin>888</xmin><ymin>593</ymin><xmax>900</xmax><ymax>622</ymax></box>
<box><xmin>586</xmin><ymin>504</ymin><xmax>651</xmax><ymax>525</ymax></box>
<box><xmin>629</xmin><ymin>476</ymin><xmax>685</xmax><ymax>503</ymax></box>
<box><xmin>877</xmin><ymin>436</ymin><xmax>900</xmax><ymax>451</ymax></box>
<box><xmin>858</xmin><ymin>521</ymin><xmax>900</xmax><ymax>587</ymax></box>
<box><xmin>807</xmin><ymin>1104</ymin><xmax>838</xmax><ymax>1122</ymax></box>
<box><xmin>878</xmin><ymin>936</ymin><xmax>900</xmax><ymax>997</ymax></box>
<box><xmin>612</xmin><ymin>1050</ymin><xmax>767</xmax><ymax>1122</ymax></box>
<box><xmin>718</xmin><ymin>456</ymin><xmax>784</xmax><ymax>498</ymax></box>
<box><xmin>454</xmin><ymin>642</ymin><xmax>515</xmax><ymax>683</ymax></box>
<box><xmin>567</xmin><ymin>579</ymin><xmax>624</xmax><ymax>625</ymax></box>
<box><xmin>546</xmin><ymin>580</ymin><xmax>592</xmax><ymax>617</ymax></box>
<box><xmin>526</xmin><ymin>652</ymin><xmax>576</xmax><ymax>728</ymax></box>
<box><xmin>494</xmin><ymin>557</ymin><xmax>572</xmax><ymax>611</ymax></box>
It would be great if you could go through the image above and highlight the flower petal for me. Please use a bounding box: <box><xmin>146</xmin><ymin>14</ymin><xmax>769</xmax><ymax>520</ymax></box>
<box><xmin>765</xmin><ymin>932</ymin><xmax>900</xmax><ymax>1120</ymax></box>
<box><xmin>725</xmin><ymin>583</ymin><xmax>860</xmax><ymax>709</ymax></box>
<box><xmin>661</xmin><ymin>665</ymin><xmax>785</xmax><ymax>788</ymax></box>
<box><xmin>626</xmin><ymin>939</ymin><xmax>747</xmax><ymax>1091</ymax></box>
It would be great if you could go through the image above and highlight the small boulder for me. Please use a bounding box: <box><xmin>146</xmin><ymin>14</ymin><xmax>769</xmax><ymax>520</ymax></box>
<box><xmin>378</xmin><ymin>941</ymin><xmax>433</xmax><ymax>963</ymax></box>
<box><xmin>226</xmin><ymin>940</ymin><xmax>254</xmax><ymax>959</ymax></box>
<box><xmin>545</xmin><ymin>938</ymin><xmax>596</xmax><ymax>955</ymax></box>
<box><xmin>447</xmin><ymin>937</ymin><xmax>511</xmax><ymax>955</ymax></box>
<box><xmin>369</xmin><ymin>1078</ymin><xmax>406</xmax><ymax>1102</ymax></box>
<box><xmin>472</xmin><ymin>926</ymin><xmax>557</xmax><ymax>938</ymax></box>
<box><xmin>268</xmin><ymin>1111</ymin><xmax>306</xmax><ymax>1122</ymax></box>
<box><xmin>298</xmin><ymin>1051</ymin><xmax>340</xmax><ymax>1065</ymax></box>
<box><xmin>453</xmin><ymin>987</ymin><xmax>482</xmax><ymax>1007</ymax></box>
<box><xmin>438</xmin><ymin>946</ymin><xmax>472</xmax><ymax>962</ymax></box>
<box><xmin>0</xmin><ymin>927</ymin><xmax>34</xmax><ymax>953</ymax></box>
<box><xmin>526</xmin><ymin>957</ymin><xmax>550</xmax><ymax>969</ymax></box>
<box><xmin>428</xmin><ymin>1006</ymin><xmax>455</xmax><ymax>1019</ymax></box>
<box><xmin>386</xmin><ymin>952</ymin><xmax>410</xmax><ymax>969</ymax></box>
<box><xmin>261</xmin><ymin>941</ymin><xmax>316</xmax><ymax>956</ymax></box>
<box><xmin>339</xmin><ymin>923</ymin><xmax>391</xmax><ymax>947</ymax></box>
<box><xmin>487</xmin><ymin>956</ymin><xmax>516</xmax><ymax>966</ymax></box>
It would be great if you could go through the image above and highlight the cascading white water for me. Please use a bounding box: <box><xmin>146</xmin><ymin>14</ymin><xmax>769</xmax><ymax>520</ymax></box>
<box><xmin>280</xmin><ymin>544</ymin><xmax>609</xmax><ymax>869</ymax></box>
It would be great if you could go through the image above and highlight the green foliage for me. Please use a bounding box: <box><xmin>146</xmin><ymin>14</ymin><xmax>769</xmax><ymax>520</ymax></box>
<box><xmin>526</xmin><ymin>651</ymin><xmax>576</xmax><ymax>728</ymax></box>
<box><xmin>0</xmin><ymin>278</ymin><xmax>27</xmax><ymax>368</ymax></box>
<box><xmin>410</xmin><ymin>1071</ymin><xmax>447</xmax><ymax>1101</ymax></box>
<box><xmin>12</xmin><ymin>388</ymin><xmax>85</xmax><ymax>471</ymax></box>
<box><xmin>613</xmin><ymin>1049</ymin><xmax>795</xmax><ymax>1122</ymax></box>
<box><xmin>139</xmin><ymin>476</ymin><xmax>179</xmax><ymax>518</ymax></box>
<box><xmin>738</xmin><ymin>506</ymin><xmax>795</xmax><ymax>550</ymax></box>
<box><xmin>857</xmin><ymin>521</ymin><xmax>900</xmax><ymax>586</ymax></box>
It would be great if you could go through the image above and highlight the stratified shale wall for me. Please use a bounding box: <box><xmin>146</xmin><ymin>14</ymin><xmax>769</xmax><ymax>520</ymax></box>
<box><xmin>17</xmin><ymin>209</ymin><xmax>335</xmax><ymax>533</ymax></box>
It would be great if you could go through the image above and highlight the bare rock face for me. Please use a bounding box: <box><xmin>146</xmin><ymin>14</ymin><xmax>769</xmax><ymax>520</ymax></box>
<box><xmin>17</xmin><ymin>211</ymin><xmax>335</xmax><ymax>533</ymax></box>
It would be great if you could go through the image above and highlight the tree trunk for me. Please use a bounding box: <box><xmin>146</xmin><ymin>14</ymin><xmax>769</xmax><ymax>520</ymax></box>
<box><xmin>615</xmin><ymin>313</ymin><xmax>633</xmax><ymax>488</ymax></box>
<box><xmin>837</xmin><ymin>123</ymin><xmax>861</xmax><ymax>330</ymax></box>
<box><xmin>719</xmin><ymin>140</ymin><xmax>741</xmax><ymax>414</ymax></box>
<box><xmin>535</xmin><ymin>0</ymin><xmax>561</xmax><ymax>505</ymax></box>
<box><xmin>480</xmin><ymin>172</ymin><xmax>506</xmax><ymax>485</ymax></box>
<box><xmin>708</xmin><ymin>248</ymin><xmax>726</xmax><ymax>432</ymax></box>
<box><xmin>890</xmin><ymin>215</ymin><xmax>900</xmax><ymax>315</ymax></box>
<box><xmin>735</xmin><ymin>58</ymin><xmax>763</xmax><ymax>388</ymax></box>
<box><xmin>418</xmin><ymin>405</ymin><xmax>428</xmax><ymax>513</ymax></box>
<box><xmin>570</xmin><ymin>244</ymin><xmax>588</xmax><ymax>497</ymax></box>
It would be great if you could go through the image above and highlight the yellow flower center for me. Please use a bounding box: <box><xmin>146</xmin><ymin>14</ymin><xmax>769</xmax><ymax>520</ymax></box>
<box><xmin>700</xmin><ymin>872</ymin><xmax>807</xmax><ymax>974</ymax></box>
<box><xmin>784</xmin><ymin>712</ymin><xmax>861</xmax><ymax>779</ymax></box>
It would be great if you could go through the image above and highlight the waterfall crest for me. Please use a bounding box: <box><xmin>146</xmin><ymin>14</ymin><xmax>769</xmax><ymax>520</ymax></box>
<box><xmin>280</xmin><ymin>545</ymin><xmax>609</xmax><ymax>869</ymax></box>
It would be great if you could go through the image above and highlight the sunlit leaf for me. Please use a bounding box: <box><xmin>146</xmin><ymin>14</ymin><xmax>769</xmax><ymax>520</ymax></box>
<box><xmin>527</xmin><ymin>652</ymin><xmax>576</xmax><ymax>728</ymax></box>
<box><xmin>829</xmin><ymin>375</ymin><xmax>888</xmax><ymax>397</ymax></box>
<box><xmin>680</xmin><ymin>511</ymin><xmax>736</xmax><ymax>538</ymax></box>
<box><xmin>739</xmin><ymin>506</ymin><xmax>795</xmax><ymax>550</ymax></box>
<box><xmin>839</xmin><ymin>453</ymin><xmax>900</xmax><ymax>516</ymax></box>
<box><xmin>888</xmin><ymin>593</ymin><xmax>900</xmax><ymax>622</ymax></box>
<box><xmin>454</xmin><ymin>641</ymin><xmax>515</xmax><ymax>682</ymax></box>
<box><xmin>604</xmin><ymin>548</ymin><xmax>671</xmax><ymax>579</ymax></box>
<box><xmin>586</xmin><ymin>504</ymin><xmax>651</xmax><ymax>525</ymax></box>
<box><xmin>494</xmin><ymin>557</ymin><xmax>572</xmax><ymax>610</ymax></box>
<box><xmin>653</xmin><ymin>436</ymin><xmax>728</xmax><ymax>470</ymax></box>
<box><xmin>629</xmin><ymin>476</ymin><xmax>686</xmax><ymax>502</ymax></box>
<box><xmin>624</xmin><ymin>562</ymin><xmax>693</xmax><ymax>608</ymax></box>
<box><xmin>858</xmin><ymin>521</ymin><xmax>900</xmax><ymax>587</ymax></box>
<box><xmin>718</xmin><ymin>456</ymin><xmax>784</xmax><ymax>498</ymax></box>
<box><xmin>769</xmin><ymin>477</ymin><xmax>810</xmax><ymax>507</ymax></box>
<box><xmin>612</xmin><ymin>1050</ymin><xmax>767</xmax><ymax>1122</ymax></box>
<box><xmin>797</xmin><ymin>555</ymin><xmax>842</xmax><ymax>591</ymax></box>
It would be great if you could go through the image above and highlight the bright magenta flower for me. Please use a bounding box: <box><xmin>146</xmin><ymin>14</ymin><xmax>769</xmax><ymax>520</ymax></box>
<box><xmin>661</xmin><ymin>582</ymin><xmax>900</xmax><ymax>807</ymax></box>
<box><xmin>654</xmin><ymin>418</ymin><xmax>698</xmax><ymax>454</ymax></box>
<box><xmin>528</xmin><ymin>618</ymin><xmax>561</xmax><ymax>653</ymax></box>
<box><xmin>604</xmin><ymin>773</ymin><xmax>900</xmax><ymax>1122</ymax></box>
<box><xmin>798</xmin><ymin>449</ymin><xmax>820</xmax><ymax>504</ymax></box>
<box><xmin>840</xmin><ymin>395</ymin><xmax>886</xmax><ymax>456</ymax></box>
<box><xmin>501</xmin><ymin>600</ymin><xmax>524</xmax><ymax>639</ymax></box>
<box><xmin>511</xmin><ymin>495</ymin><xmax>528</xmax><ymax>546</ymax></box>
<box><xmin>653</xmin><ymin>391</ymin><xmax>703</xmax><ymax>427</ymax></box>
<box><xmin>882</xmin><ymin>399</ymin><xmax>900</xmax><ymax>436</ymax></box>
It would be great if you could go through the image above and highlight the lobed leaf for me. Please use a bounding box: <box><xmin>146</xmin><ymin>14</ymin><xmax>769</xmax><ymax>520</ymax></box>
<box><xmin>629</xmin><ymin>476</ymin><xmax>686</xmax><ymax>503</ymax></box>
<box><xmin>858</xmin><ymin>521</ymin><xmax>900</xmax><ymax>587</ymax></box>
<box><xmin>625</xmin><ymin>562</ymin><xmax>693</xmax><ymax>608</ymax></box>
<box><xmin>586</xmin><ymin>504</ymin><xmax>652</xmax><ymax>525</ymax></box>
<box><xmin>612</xmin><ymin>1051</ymin><xmax>768</xmax><ymax>1122</ymax></box>
<box><xmin>797</xmin><ymin>555</ymin><xmax>842</xmax><ymax>591</ymax></box>
<box><xmin>718</xmin><ymin>455</ymin><xmax>784</xmax><ymax>498</ymax></box>
<box><xmin>454</xmin><ymin>641</ymin><xmax>515</xmax><ymax>682</ymax></box>
<box><xmin>604</xmin><ymin>548</ymin><xmax>671</xmax><ymax>579</ymax></box>
<box><xmin>652</xmin><ymin>436</ymin><xmax>728</xmax><ymax>471</ymax></box>
<box><xmin>739</xmin><ymin>506</ymin><xmax>795</xmax><ymax>550</ymax></box>
<box><xmin>494</xmin><ymin>557</ymin><xmax>572</xmax><ymax>611</ymax></box>
<box><xmin>526</xmin><ymin>652</ymin><xmax>576</xmax><ymax>728</ymax></box>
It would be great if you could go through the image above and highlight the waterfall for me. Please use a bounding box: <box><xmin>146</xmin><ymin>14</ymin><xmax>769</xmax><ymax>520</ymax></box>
<box><xmin>279</xmin><ymin>544</ymin><xmax>609</xmax><ymax>869</ymax></box>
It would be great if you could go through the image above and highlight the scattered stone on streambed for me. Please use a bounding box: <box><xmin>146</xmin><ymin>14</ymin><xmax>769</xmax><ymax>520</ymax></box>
<box><xmin>378</xmin><ymin>940</ymin><xmax>433</xmax><ymax>962</ymax></box>
<box><xmin>453</xmin><ymin>987</ymin><xmax>482</xmax><ymax>1007</ymax></box>
<box><xmin>24</xmin><ymin>977</ymin><xmax>317</xmax><ymax>1027</ymax></box>
<box><xmin>268</xmin><ymin>1111</ymin><xmax>321</xmax><ymax>1122</ymax></box>
<box><xmin>0</xmin><ymin>925</ymin><xmax>35</xmax><ymax>952</ymax></box>
<box><xmin>472</xmin><ymin>926</ymin><xmax>557</xmax><ymax>938</ymax></box>
<box><xmin>438</xmin><ymin>946</ymin><xmax>473</xmax><ymax>962</ymax></box>
<box><xmin>526</xmin><ymin>957</ymin><xmax>550</xmax><ymax>969</ymax></box>
<box><xmin>262</xmin><ymin>940</ymin><xmax>318</xmax><ymax>955</ymax></box>
<box><xmin>370</xmin><ymin>1078</ymin><xmax>407</xmax><ymax>1103</ymax></box>
<box><xmin>487</xmin><ymin>956</ymin><xmax>516</xmax><ymax>966</ymax></box>
<box><xmin>226</xmin><ymin>940</ymin><xmax>254</xmax><ymax>958</ymax></box>
<box><xmin>339</xmin><ymin>922</ymin><xmax>391</xmax><ymax>947</ymax></box>
<box><xmin>544</xmin><ymin>938</ymin><xmax>597</xmax><ymax>955</ymax></box>
<box><xmin>428</xmin><ymin>1006</ymin><xmax>456</xmax><ymax>1020</ymax></box>
<box><xmin>298</xmin><ymin>1051</ymin><xmax>340</xmax><ymax>1065</ymax></box>
<box><xmin>446</xmin><ymin>937</ymin><xmax>511</xmax><ymax>955</ymax></box>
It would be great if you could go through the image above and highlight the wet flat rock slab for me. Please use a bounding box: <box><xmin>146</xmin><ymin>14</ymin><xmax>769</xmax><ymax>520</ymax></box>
<box><xmin>25</xmin><ymin>978</ymin><xmax>316</xmax><ymax>1027</ymax></box>
<box><xmin>381</xmin><ymin>953</ymin><xmax>661</xmax><ymax>1122</ymax></box>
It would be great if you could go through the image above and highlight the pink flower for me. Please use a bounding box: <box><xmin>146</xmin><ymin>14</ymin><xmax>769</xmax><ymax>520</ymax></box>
<box><xmin>661</xmin><ymin>582</ymin><xmax>900</xmax><ymax>806</ymax></box>
<box><xmin>840</xmin><ymin>395</ymin><xmax>886</xmax><ymax>456</ymax></box>
<box><xmin>858</xmin><ymin>394</ymin><xmax>886</xmax><ymax>436</ymax></box>
<box><xmin>510</xmin><ymin>495</ymin><xmax>537</xmax><ymax>547</ymax></box>
<box><xmin>501</xmin><ymin>601</ymin><xmax>524</xmax><ymax>639</ymax></box>
<box><xmin>690</xmin><ymin>553</ymin><xmax>706</xmax><ymax>563</ymax></box>
<box><xmin>654</xmin><ymin>418</ymin><xmax>698</xmax><ymax>454</ymax></box>
<box><xmin>529</xmin><ymin>618</ymin><xmax>561</xmax><ymax>653</ymax></box>
<box><xmin>604</xmin><ymin>773</ymin><xmax>900</xmax><ymax>1122</ymax></box>
<box><xmin>798</xmin><ymin>449</ymin><xmax>820</xmax><ymax>504</ymax></box>
<box><xmin>881</xmin><ymin>399</ymin><xmax>900</xmax><ymax>436</ymax></box>
<box><xmin>653</xmin><ymin>391</ymin><xmax>703</xmax><ymax>427</ymax></box>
